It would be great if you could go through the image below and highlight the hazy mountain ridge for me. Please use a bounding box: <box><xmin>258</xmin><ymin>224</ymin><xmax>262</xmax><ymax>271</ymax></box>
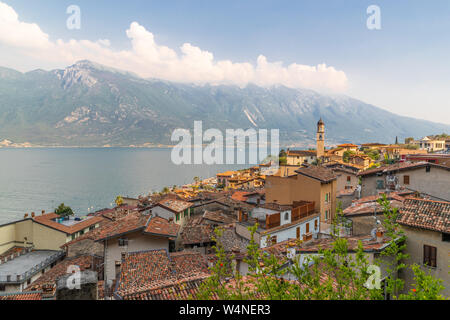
<box><xmin>0</xmin><ymin>61</ymin><xmax>448</xmax><ymax>147</ymax></box>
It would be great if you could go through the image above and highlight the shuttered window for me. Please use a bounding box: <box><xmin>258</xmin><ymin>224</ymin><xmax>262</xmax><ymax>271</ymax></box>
<box><xmin>423</xmin><ymin>245</ymin><xmax>437</xmax><ymax>268</ymax></box>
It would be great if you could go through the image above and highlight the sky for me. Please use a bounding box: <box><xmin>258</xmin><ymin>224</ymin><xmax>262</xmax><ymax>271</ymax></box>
<box><xmin>0</xmin><ymin>0</ymin><xmax>449</xmax><ymax>124</ymax></box>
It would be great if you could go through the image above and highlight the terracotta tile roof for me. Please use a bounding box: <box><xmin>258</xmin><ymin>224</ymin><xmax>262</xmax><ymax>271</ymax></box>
<box><xmin>121</xmin><ymin>274</ymin><xmax>210</xmax><ymax>300</ymax></box>
<box><xmin>295</xmin><ymin>165</ymin><xmax>337</xmax><ymax>183</ymax></box>
<box><xmin>260</xmin><ymin>203</ymin><xmax>293</xmax><ymax>211</ymax></box>
<box><xmin>144</xmin><ymin>216</ymin><xmax>180</xmax><ymax>238</ymax></box>
<box><xmin>358</xmin><ymin>161</ymin><xmax>450</xmax><ymax>177</ymax></box>
<box><xmin>180</xmin><ymin>217</ymin><xmax>215</xmax><ymax>245</ymax></box>
<box><xmin>170</xmin><ymin>251</ymin><xmax>210</xmax><ymax>276</ymax></box>
<box><xmin>97</xmin><ymin>206</ymin><xmax>139</xmax><ymax>221</ymax></box>
<box><xmin>287</xmin><ymin>150</ymin><xmax>317</xmax><ymax>157</ymax></box>
<box><xmin>0</xmin><ymin>291</ymin><xmax>43</xmax><ymax>300</ymax></box>
<box><xmin>266</xmin><ymin>235</ymin><xmax>392</xmax><ymax>255</ymax></box>
<box><xmin>337</xmin><ymin>143</ymin><xmax>359</xmax><ymax>148</ymax></box>
<box><xmin>158</xmin><ymin>199</ymin><xmax>193</xmax><ymax>213</ymax></box>
<box><xmin>361</xmin><ymin>143</ymin><xmax>387</xmax><ymax>147</ymax></box>
<box><xmin>344</xmin><ymin>200</ymin><xmax>403</xmax><ymax>216</ymax></box>
<box><xmin>26</xmin><ymin>255</ymin><xmax>98</xmax><ymax>295</ymax></box>
<box><xmin>398</xmin><ymin>198</ymin><xmax>450</xmax><ymax>233</ymax></box>
<box><xmin>231</xmin><ymin>191</ymin><xmax>251</xmax><ymax>202</ymax></box>
<box><xmin>114</xmin><ymin>249</ymin><xmax>211</xmax><ymax>300</ymax></box>
<box><xmin>217</xmin><ymin>171</ymin><xmax>236</xmax><ymax>177</ymax></box>
<box><xmin>203</xmin><ymin>210</ymin><xmax>235</xmax><ymax>224</ymax></box>
<box><xmin>216</xmin><ymin>224</ymin><xmax>249</xmax><ymax>252</ymax></box>
<box><xmin>95</xmin><ymin>211</ymin><xmax>148</xmax><ymax>241</ymax></box>
<box><xmin>33</xmin><ymin>213</ymin><xmax>104</xmax><ymax>235</ymax></box>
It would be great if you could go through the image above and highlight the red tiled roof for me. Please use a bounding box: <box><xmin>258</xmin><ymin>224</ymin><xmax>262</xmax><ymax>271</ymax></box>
<box><xmin>287</xmin><ymin>150</ymin><xmax>317</xmax><ymax>157</ymax></box>
<box><xmin>144</xmin><ymin>216</ymin><xmax>180</xmax><ymax>238</ymax></box>
<box><xmin>295</xmin><ymin>166</ymin><xmax>337</xmax><ymax>183</ymax></box>
<box><xmin>398</xmin><ymin>198</ymin><xmax>450</xmax><ymax>233</ymax></box>
<box><xmin>121</xmin><ymin>274</ymin><xmax>210</xmax><ymax>300</ymax></box>
<box><xmin>33</xmin><ymin>213</ymin><xmax>104</xmax><ymax>235</ymax></box>
<box><xmin>203</xmin><ymin>210</ymin><xmax>235</xmax><ymax>224</ymax></box>
<box><xmin>344</xmin><ymin>200</ymin><xmax>403</xmax><ymax>216</ymax></box>
<box><xmin>114</xmin><ymin>249</ymin><xmax>211</xmax><ymax>300</ymax></box>
<box><xmin>95</xmin><ymin>212</ymin><xmax>148</xmax><ymax>241</ymax></box>
<box><xmin>231</xmin><ymin>191</ymin><xmax>251</xmax><ymax>202</ymax></box>
<box><xmin>158</xmin><ymin>199</ymin><xmax>193</xmax><ymax>213</ymax></box>
<box><xmin>180</xmin><ymin>216</ymin><xmax>215</xmax><ymax>245</ymax></box>
<box><xmin>0</xmin><ymin>246</ymin><xmax>26</xmax><ymax>260</ymax></box>
<box><xmin>337</xmin><ymin>143</ymin><xmax>359</xmax><ymax>148</ymax></box>
<box><xmin>26</xmin><ymin>255</ymin><xmax>97</xmax><ymax>295</ymax></box>
<box><xmin>266</xmin><ymin>235</ymin><xmax>392</xmax><ymax>255</ymax></box>
<box><xmin>259</xmin><ymin>203</ymin><xmax>293</xmax><ymax>211</ymax></box>
<box><xmin>0</xmin><ymin>291</ymin><xmax>43</xmax><ymax>300</ymax></box>
<box><xmin>171</xmin><ymin>251</ymin><xmax>210</xmax><ymax>276</ymax></box>
<box><xmin>358</xmin><ymin>161</ymin><xmax>450</xmax><ymax>177</ymax></box>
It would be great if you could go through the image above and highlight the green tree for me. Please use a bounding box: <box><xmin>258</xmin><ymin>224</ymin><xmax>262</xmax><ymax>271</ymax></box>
<box><xmin>343</xmin><ymin>150</ymin><xmax>356</xmax><ymax>163</ymax></box>
<box><xmin>398</xmin><ymin>264</ymin><xmax>447</xmax><ymax>300</ymax></box>
<box><xmin>54</xmin><ymin>203</ymin><xmax>74</xmax><ymax>218</ymax></box>
<box><xmin>161</xmin><ymin>187</ymin><xmax>170</xmax><ymax>194</ymax></box>
<box><xmin>115</xmin><ymin>195</ymin><xmax>124</xmax><ymax>207</ymax></box>
<box><xmin>195</xmin><ymin>198</ymin><xmax>447</xmax><ymax>300</ymax></box>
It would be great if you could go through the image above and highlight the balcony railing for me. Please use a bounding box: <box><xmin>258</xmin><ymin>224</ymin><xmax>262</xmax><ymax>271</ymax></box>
<box><xmin>0</xmin><ymin>251</ymin><xmax>65</xmax><ymax>283</ymax></box>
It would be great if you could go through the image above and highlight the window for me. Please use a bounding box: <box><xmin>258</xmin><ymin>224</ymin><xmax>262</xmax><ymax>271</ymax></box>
<box><xmin>347</xmin><ymin>176</ymin><xmax>351</xmax><ymax>182</ymax></box>
<box><xmin>184</xmin><ymin>210</ymin><xmax>189</xmax><ymax>218</ymax></box>
<box><xmin>315</xmin><ymin>220</ymin><xmax>318</xmax><ymax>231</ymax></box>
<box><xmin>403</xmin><ymin>175</ymin><xmax>410</xmax><ymax>185</ymax></box>
<box><xmin>118</xmin><ymin>238</ymin><xmax>128</xmax><ymax>247</ymax></box>
<box><xmin>89</xmin><ymin>225</ymin><xmax>95</xmax><ymax>231</ymax></box>
<box><xmin>296</xmin><ymin>227</ymin><xmax>300</xmax><ymax>239</ymax></box>
<box><xmin>376</xmin><ymin>180</ymin><xmax>385</xmax><ymax>190</ymax></box>
<box><xmin>271</xmin><ymin>236</ymin><xmax>277</xmax><ymax>245</ymax></box>
<box><xmin>284</xmin><ymin>212</ymin><xmax>289</xmax><ymax>221</ymax></box>
<box><xmin>325</xmin><ymin>193</ymin><xmax>329</xmax><ymax>203</ymax></box>
<box><xmin>325</xmin><ymin>210</ymin><xmax>329</xmax><ymax>221</ymax></box>
<box><xmin>426</xmin><ymin>165</ymin><xmax>431</xmax><ymax>172</ymax></box>
<box><xmin>442</xmin><ymin>233</ymin><xmax>450</xmax><ymax>242</ymax></box>
<box><xmin>306</xmin><ymin>223</ymin><xmax>310</xmax><ymax>233</ymax></box>
<box><xmin>176</xmin><ymin>213</ymin><xmax>180</xmax><ymax>221</ymax></box>
<box><xmin>0</xmin><ymin>284</ymin><xmax>5</xmax><ymax>292</ymax></box>
<box><xmin>423</xmin><ymin>245</ymin><xmax>437</xmax><ymax>268</ymax></box>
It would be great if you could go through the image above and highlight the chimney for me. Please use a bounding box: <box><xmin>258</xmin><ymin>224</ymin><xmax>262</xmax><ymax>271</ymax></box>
<box><xmin>42</xmin><ymin>210</ymin><xmax>45</xmax><ymax>215</ymax></box>
<box><xmin>376</xmin><ymin>229</ymin><xmax>384</xmax><ymax>243</ymax></box>
<box><xmin>24</xmin><ymin>213</ymin><xmax>29</xmax><ymax>219</ymax></box>
<box><xmin>31</xmin><ymin>212</ymin><xmax>35</xmax><ymax>218</ymax></box>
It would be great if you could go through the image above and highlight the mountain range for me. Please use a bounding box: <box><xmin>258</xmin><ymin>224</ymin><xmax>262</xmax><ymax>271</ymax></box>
<box><xmin>0</xmin><ymin>60</ymin><xmax>448</xmax><ymax>147</ymax></box>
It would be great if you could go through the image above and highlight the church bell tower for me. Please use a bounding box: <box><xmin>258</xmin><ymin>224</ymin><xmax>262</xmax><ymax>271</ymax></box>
<box><xmin>317</xmin><ymin>118</ymin><xmax>325</xmax><ymax>158</ymax></box>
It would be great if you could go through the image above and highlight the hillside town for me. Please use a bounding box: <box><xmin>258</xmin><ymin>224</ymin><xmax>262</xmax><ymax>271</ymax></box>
<box><xmin>0</xmin><ymin>119</ymin><xmax>449</xmax><ymax>300</ymax></box>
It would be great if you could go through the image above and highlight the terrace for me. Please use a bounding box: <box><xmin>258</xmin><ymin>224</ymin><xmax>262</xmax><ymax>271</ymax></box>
<box><xmin>0</xmin><ymin>250</ymin><xmax>64</xmax><ymax>284</ymax></box>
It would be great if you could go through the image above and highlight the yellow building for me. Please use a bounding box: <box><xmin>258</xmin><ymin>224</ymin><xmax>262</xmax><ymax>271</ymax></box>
<box><xmin>414</xmin><ymin>137</ymin><xmax>446</xmax><ymax>153</ymax></box>
<box><xmin>266</xmin><ymin>165</ymin><xmax>337</xmax><ymax>226</ymax></box>
<box><xmin>0</xmin><ymin>213</ymin><xmax>104</xmax><ymax>255</ymax></box>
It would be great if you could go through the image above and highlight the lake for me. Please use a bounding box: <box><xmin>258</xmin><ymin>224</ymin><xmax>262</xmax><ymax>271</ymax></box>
<box><xmin>0</xmin><ymin>148</ymin><xmax>248</xmax><ymax>225</ymax></box>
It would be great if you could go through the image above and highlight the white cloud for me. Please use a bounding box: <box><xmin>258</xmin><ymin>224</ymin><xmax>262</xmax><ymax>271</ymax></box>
<box><xmin>0</xmin><ymin>2</ymin><xmax>348</xmax><ymax>92</ymax></box>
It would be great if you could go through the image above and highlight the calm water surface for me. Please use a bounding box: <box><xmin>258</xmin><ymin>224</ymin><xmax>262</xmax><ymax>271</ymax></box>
<box><xmin>0</xmin><ymin>148</ymin><xmax>247</xmax><ymax>224</ymax></box>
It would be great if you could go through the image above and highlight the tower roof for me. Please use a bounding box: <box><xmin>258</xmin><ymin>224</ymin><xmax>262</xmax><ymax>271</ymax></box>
<box><xmin>318</xmin><ymin>118</ymin><xmax>324</xmax><ymax>126</ymax></box>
